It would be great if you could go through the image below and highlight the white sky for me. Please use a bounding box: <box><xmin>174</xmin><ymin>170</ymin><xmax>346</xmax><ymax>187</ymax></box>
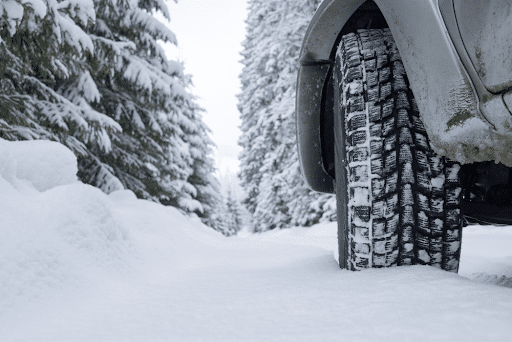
<box><xmin>163</xmin><ymin>0</ymin><xmax>249</xmax><ymax>178</ymax></box>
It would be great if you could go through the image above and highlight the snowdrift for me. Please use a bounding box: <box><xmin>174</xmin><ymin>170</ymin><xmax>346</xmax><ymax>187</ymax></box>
<box><xmin>0</xmin><ymin>138</ymin><xmax>511</xmax><ymax>341</ymax></box>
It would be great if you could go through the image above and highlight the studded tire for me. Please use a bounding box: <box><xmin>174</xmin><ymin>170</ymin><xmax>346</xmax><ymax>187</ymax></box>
<box><xmin>333</xmin><ymin>29</ymin><xmax>463</xmax><ymax>272</ymax></box>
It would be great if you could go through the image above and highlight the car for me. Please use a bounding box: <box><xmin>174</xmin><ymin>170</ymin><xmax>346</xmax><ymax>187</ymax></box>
<box><xmin>296</xmin><ymin>0</ymin><xmax>512</xmax><ymax>272</ymax></box>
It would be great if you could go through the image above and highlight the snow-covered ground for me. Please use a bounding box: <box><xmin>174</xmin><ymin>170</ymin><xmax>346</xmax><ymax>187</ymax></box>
<box><xmin>1</xmin><ymin>138</ymin><xmax>511</xmax><ymax>341</ymax></box>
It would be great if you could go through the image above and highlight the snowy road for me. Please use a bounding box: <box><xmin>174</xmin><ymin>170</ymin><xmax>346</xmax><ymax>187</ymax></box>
<box><xmin>1</xmin><ymin>139</ymin><xmax>512</xmax><ymax>341</ymax></box>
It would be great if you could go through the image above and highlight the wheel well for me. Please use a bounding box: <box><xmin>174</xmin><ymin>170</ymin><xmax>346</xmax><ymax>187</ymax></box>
<box><xmin>320</xmin><ymin>1</ymin><xmax>389</xmax><ymax>178</ymax></box>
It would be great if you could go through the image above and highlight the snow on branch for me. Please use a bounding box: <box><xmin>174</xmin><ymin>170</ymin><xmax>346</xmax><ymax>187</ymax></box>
<box><xmin>129</xmin><ymin>7</ymin><xmax>176</xmax><ymax>45</ymax></box>
<box><xmin>122</xmin><ymin>54</ymin><xmax>188</xmax><ymax>100</ymax></box>
<box><xmin>55</xmin><ymin>0</ymin><xmax>95</xmax><ymax>27</ymax></box>
<box><xmin>90</xmin><ymin>34</ymin><xmax>136</xmax><ymax>55</ymax></box>
<box><xmin>25</xmin><ymin>75</ymin><xmax>121</xmax><ymax>149</ymax></box>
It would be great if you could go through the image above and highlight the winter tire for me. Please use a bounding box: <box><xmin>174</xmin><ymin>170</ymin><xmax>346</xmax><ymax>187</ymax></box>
<box><xmin>333</xmin><ymin>29</ymin><xmax>463</xmax><ymax>272</ymax></box>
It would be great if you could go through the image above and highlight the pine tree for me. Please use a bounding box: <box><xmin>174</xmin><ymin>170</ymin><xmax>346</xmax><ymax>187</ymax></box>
<box><xmin>0</xmin><ymin>0</ymin><xmax>221</xmax><ymax>227</ymax></box>
<box><xmin>71</xmin><ymin>0</ymin><xmax>220</xmax><ymax>220</ymax></box>
<box><xmin>225</xmin><ymin>189</ymin><xmax>243</xmax><ymax>234</ymax></box>
<box><xmin>238</xmin><ymin>0</ymin><xmax>336</xmax><ymax>232</ymax></box>
<box><xmin>0</xmin><ymin>0</ymin><xmax>120</xmax><ymax>155</ymax></box>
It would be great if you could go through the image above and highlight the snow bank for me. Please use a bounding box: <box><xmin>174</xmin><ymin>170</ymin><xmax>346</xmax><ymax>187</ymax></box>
<box><xmin>1</xmin><ymin>140</ymin><xmax>512</xmax><ymax>341</ymax></box>
<box><xmin>0</xmin><ymin>139</ymin><xmax>225</xmax><ymax>321</ymax></box>
<box><xmin>0</xmin><ymin>138</ymin><xmax>78</xmax><ymax>191</ymax></box>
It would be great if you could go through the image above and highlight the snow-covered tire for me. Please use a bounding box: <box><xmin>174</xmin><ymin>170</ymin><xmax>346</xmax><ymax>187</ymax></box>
<box><xmin>333</xmin><ymin>29</ymin><xmax>463</xmax><ymax>272</ymax></box>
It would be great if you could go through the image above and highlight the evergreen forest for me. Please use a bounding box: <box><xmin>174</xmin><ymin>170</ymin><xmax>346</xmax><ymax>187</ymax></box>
<box><xmin>238</xmin><ymin>0</ymin><xmax>336</xmax><ymax>232</ymax></box>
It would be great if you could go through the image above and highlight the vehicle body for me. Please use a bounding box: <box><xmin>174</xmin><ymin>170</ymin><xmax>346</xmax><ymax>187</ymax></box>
<box><xmin>297</xmin><ymin>0</ymin><xmax>512</xmax><ymax>226</ymax></box>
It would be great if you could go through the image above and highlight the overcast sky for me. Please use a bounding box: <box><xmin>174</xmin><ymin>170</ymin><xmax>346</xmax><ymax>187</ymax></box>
<box><xmin>163</xmin><ymin>0</ymin><xmax>249</xmax><ymax>178</ymax></box>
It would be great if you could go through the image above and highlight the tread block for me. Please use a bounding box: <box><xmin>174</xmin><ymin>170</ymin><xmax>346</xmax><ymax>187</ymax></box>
<box><xmin>417</xmin><ymin>235</ymin><xmax>429</xmax><ymax>250</ymax></box>
<box><xmin>346</xmin><ymin>53</ymin><xmax>361</xmax><ymax>68</ymax></box>
<box><xmin>393</xmin><ymin>75</ymin><xmax>408</xmax><ymax>92</ymax></box>
<box><xmin>373</xmin><ymin>235</ymin><xmax>398</xmax><ymax>254</ymax></box>
<box><xmin>354</xmin><ymin>242</ymin><xmax>370</xmax><ymax>254</ymax></box>
<box><xmin>402</xmin><ymin>205</ymin><xmax>415</xmax><ymax>225</ymax></box>
<box><xmin>367</xmin><ymin>86</ymin><xmax>379</xmax><ymax>102</ymax></box>
<box><xmin>368</xmin><ymin>104</ymin><xmax>381</xmax><ymax>121</ymax></box>
<box><xmin>345</xmin><ymin>66</ymin><xmax>363</xmax><ymax>83</ymax></box>
<box><xmin>371</xmin><ymin>158</ymin><xmax>383</xmax><ymax>176</ymax></box>
<box><xmin>401</xmin><ymin>184</ymin><xmax>414</xmax><ymax>206</ymax></box>
<box><xmin>412</xmin><ymin>116</ymin><xmax>426</xmax><ymax>133</ymax></box>
<box><xmin>353</xmin><ymin>225</ymin><xmax>369</xmax><ymax>240</ymax></box>
<box><xmin>370</xmin><ymin>139</ymin><xmax>383</xmax><ymax>155</ymax></box>
<box><xmin>354</xmin><ymin>255</ymin><xmax>369</xmax><ymax>269</ymax></box>
<box><xmin>349</xmin><ymin>114</ymin><xmax>367</xmax><ymax>130</ymax></box>
<box><xmin>418</xmin><ymin>211</ymin><xmax>430</xmax><ymax>233</ymax></box>
<box><xmin>393</xmin><ymin>61</ymin><xmax>406</xmax><ymax>76</ymax></box>
<box><xmin>382</xmin><ymin>98</ymin><xmax>394</xmax><ymax>118</ymax></box>
<box><xmin>429</xmin><ymin>155</ymin><xmax>444</xmax><ymax>176</ymax></box>
<box><xmin>349</xmin><ymin>147</ymin><xmax>369</xmax><ymax>162</ymax></box>
<box><xmin>348</xmin><ymin>131</ymin><xmax>367</xmax><ymax>146</ymax></box>
<box><xmin>376</xmin><ymin>53</ymin><xmax>388</xmax><ymax>69</ymax></box>
<box><xmin>445</xmin><ymin>163</ymin><xmax>461</xmax><ymax>184</ymax></box>
<box><xmin>417</xmin><ymin>193</ymin><xmax>429</xmax><ymax>212</ymax></box>
<box><xmin>374</xmin><ymin>249</ymin><xmax>399</xmax><ymax>267</ymax></box>
<box><xmin>379</xmin><ymin>67</ymin><xmax>391</xmax><ymax>83</ymax></box>
<box><xmin>370</xmin><ymin>123</ymin><xmax>381</xmax><ymax>138</ymax></box>
<box><xmin>380</xmin><ymin>82</ymin><xmax>392</xmax><ymax>100</ymax></box>
<box><xmin>372</xmin><ymin>219</ymin><xmax>387</xmax><ymax>237</ymax></box>
<box><xmin>372</xmin><ymin>200</ymin><xmax>386</xmax><ymax>219</ymax></box>
<box><xmin>401</xmin><ymin>162</ymin><xmax>415</xmax><ymax>184</ymax></box>
<box><xmin>390</xmin><ymin>47</ymin><xmax>401</xmax><ymax>62</ymax></box>
<box><xmin>354</xmin><ymin>205</ymin><xmax>371</xmax><ymax>222</ymax></box>
<box><xmin>363</xmin><ymin>49</ymin><xmax>376</xmax><ymax>61</ymax></box>
<box><xmin>350</xmin><ymin>165</ymin><xmax>368</xmax><ymax>182</ymax></box>
<box><xmin>350</xmin><ymin>186</ymin><xmax>369</xmax><ymax>203</ymax></box>
<box><xmin>415</xmin><ymin>132</ymin><xmax>429</xmax><ymax>150</ymax></box>
<box><xmin>399</xmin><ymin>127</ymin><xmax>413</xmax><ymax>144</ymax></box>
<box><xmin>397</xmin><ymin>108</ymin><xmax>410</xmax><ymax>128</ymax></box>
<box><xmin>382</xmin><ymin>117</ymin><xmax>395</xmax><ymax>136</ymax></box>
<box><xmin>431</xmin><ymin>237</ymin><xmax>443</xmax><ymax>252</ymax></box>
<box><xmin>384</xmin><ymin>135</ymin><xmax>396</xmax><ymax>151</ymax></box>
<box><xmin>430</xmin><ymin>197</ymin><xmax>444</xmax><ymax>215</ymax></box>
<box><xmin>385</xmin><ymin>171</ymin><xmax>398</xmax><ymax>195</ymax></box>
<box><xmin>416</xmin><ymin>150</ymin><xmax>429</xmax><ymax>171</ymax></box>
<box><xmin>399</xmin><ymin>144</ymin><xmax>413</xmax><ymax>163</ymax></box>
<box><xmin>401</xmin><ymin>225</ymin><xmax>414</xmax><ymax>244</ymax></box>
<box><xmin>386</xmin><ymin>194</ymin><xmax>398</xmax><ymax>215</ymax></box>
<box><xmin>383</xmin><ymin>152</ymin><xmax>397</xmax><ymax>175</ymax></box>
<box><xmin>367</xmin><ymin>69</ymin><xmax>378</xmax><ymax>86</ymax></box>
<box><xmin>395</xmin><ymin>91</ymin><xmax>410</xmax><ymax>109</ymax></box>
<box><xmin>446</xmin><ymin>187</ymin><xmax>461</xmax><ymax>205</ymax></box>
<box><xmin>372</xmin><ymin>178</ymin><xmax>385</xmax><ymax>198</ymax></box>
<box><xmin>386</xmin><ymin>213</ymin><xmax>399</xmax><ymax>234</ymax></box>
<box><xmin>417</xmin><ymin>171</ymin><xmax>431</xmax><ymax>193</ymax></box>
<box><xmin>348</xmin><ymin>95</ymin><xmax>365</xmax><ymax>113</ymax></box>
<box><xmin>431</xmin><ymin>218</ymin><xmax>444</xmax><ymax>235</ymax></box>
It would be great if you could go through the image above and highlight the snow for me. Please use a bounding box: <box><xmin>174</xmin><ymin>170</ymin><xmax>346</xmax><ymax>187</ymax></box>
<box><xmin>0</xmin><ymin>138</ymin><xmax>77</xmax><ymax>191</ymax></box>
<box><xmin>1</xmin><ymin>140</ymin><xmax>512</xmax><ymax>341</ymax></box>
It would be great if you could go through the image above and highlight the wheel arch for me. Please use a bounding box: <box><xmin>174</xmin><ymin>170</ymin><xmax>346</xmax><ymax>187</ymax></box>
<box><xmin>297</xmin><ymin>0</ymin><xmax>509</xmax><ymax>194</ymax></box>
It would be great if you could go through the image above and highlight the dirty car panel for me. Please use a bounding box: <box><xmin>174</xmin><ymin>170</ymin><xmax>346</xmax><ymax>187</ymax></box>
<box><xmin>297</xmin><ymin>0</ymin><xmax>512</xmax><ymax>194</ymax></box>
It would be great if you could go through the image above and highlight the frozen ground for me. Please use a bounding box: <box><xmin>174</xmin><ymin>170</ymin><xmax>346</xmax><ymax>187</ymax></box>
<box><xmin>1</xmin><ymin>138</ymin><xmax>511</xmax><ymax>341</ymax></box>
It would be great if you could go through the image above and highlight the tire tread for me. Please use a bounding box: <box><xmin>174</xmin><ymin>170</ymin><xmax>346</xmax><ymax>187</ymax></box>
<box><xmin>335</xmin><ymin>29</ymin><xmax>463</xmax><ymax>272</ymax></box>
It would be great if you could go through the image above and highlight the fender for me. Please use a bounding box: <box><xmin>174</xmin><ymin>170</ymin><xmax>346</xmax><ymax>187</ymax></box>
<box><xmin>297</xmin><ymin>0</ymin><xmax>512</xmax><ymax>193</ymax></box>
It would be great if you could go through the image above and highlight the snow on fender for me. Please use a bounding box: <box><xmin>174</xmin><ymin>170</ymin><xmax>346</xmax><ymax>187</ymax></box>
<box><xmin>0</xmin><ymin>138</ymin><xmax>78</xmax><ymax>191</ymax></box>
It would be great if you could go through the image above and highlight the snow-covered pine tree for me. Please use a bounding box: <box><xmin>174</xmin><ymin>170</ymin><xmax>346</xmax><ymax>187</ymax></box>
<box><xmin>238</xmin><ymin>0</ymin><xmax>336</xmax><ymax>232</ymax></box>
<box><xmin>0</xmin><ymin>0</ymin><xmax>220</xmax><ymax>226</ymax></box>
<box><xmin>225</xmin><ymin>189</ymin><xmax>243</xmax><ymax>234</ymax></box>
<box><xmin>0</xmin><ymin>0</ymin><xmax>120</xmax><ymax>155</ymax></box>
<box><xmin>73</xmin><ymin>0</ymin><xmax>220</xmax><ymax>220</ymax></box>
